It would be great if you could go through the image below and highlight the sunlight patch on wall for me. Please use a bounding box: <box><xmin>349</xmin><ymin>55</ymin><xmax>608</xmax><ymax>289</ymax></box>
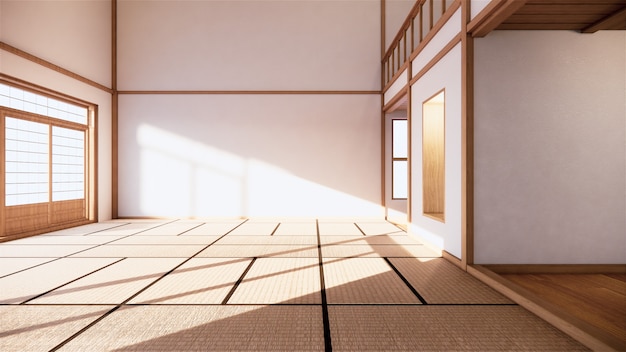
<box><xmin>136</xmin><ymin>125</ymin><xmax>382</xmax><ymax>218</ymax></box>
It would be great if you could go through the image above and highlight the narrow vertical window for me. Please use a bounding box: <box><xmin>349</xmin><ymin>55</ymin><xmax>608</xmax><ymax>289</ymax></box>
<box><xmin>392</xmin><ymin>119</ymin><xmax>408</xmax><ymax>199</ymax></box>
<box><xmin>422</xmin><ymin>90</ymin><xmax>445</xmax><ymax>221</ymax></box>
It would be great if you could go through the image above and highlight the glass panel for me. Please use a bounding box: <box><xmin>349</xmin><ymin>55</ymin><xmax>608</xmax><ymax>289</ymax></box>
<box><xmin>392</xmin><ymin>119</ymin><xmax>408</xmax><ymax>159</ymax></box>
<box><xmin>393</xmin><ymin>160</ymin><xmax>408</xmax><ymax>199</ymax></box>
<box><xmin>5</xmin><ymin>117</ymin><xmax>49</xmax><ymax>206</ymax></box>
<box><xmin>52</xmin><ymin>126</ymin><xmax>85</xmax><ymax>201</ymax></box>
<box><xmin>0</xmin><ymin>82</ymin><xmax>88</xmax><ymax>125</ymax></box>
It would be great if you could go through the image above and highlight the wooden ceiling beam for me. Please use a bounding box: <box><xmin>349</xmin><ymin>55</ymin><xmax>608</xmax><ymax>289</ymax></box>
<box><xmin>581</xmin><ymin>5</ymin><xmax>626</xmax><ymax>32</ymax></box>
<box><xmin>469</xmin><ymin>0</ymin><xmax>528</xmax><ymax>37</ymax></box>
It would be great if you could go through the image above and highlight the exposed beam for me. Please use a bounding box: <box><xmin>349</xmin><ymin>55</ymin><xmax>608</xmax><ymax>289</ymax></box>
<box><xmin>582</xmin><ymin>5</ymin><xmax>626</xmax><ymax>33</ymax></box>
<box><xmin>469</xmin><ymin>0</ymin><xmax>528</xmax><ymax>37</ymax></box>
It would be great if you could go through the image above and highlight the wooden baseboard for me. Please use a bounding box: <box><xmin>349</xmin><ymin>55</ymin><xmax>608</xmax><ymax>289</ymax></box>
<box><xmin>468</xmin><ymin>265</ymin><xmax>624</xmax><ymax>351</ymax></box>
<box><xmin>442</xmin><ymin>250</ymin><xmax>463</xmax><ymax>269</ymax></box>
<box><xmin>483</xmin><ymin>264</ymin><xmax>626</xmax><ymax>275</ymax></box>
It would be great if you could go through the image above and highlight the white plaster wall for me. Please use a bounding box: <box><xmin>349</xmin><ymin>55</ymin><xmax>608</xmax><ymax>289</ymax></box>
<box><xmin>0</xmin><ymin>0</ymin><xmax>112</xmax><ymax>88</ymax></box>
<box><xmin>412</xmin><ymin>8</ymin><xmax>461</xmax><ymax>75</ymax></box>
<box><xmin>0</xmin><ymin>1</ymin><xmax>113</xmax><ymax>221</ymax></box>
<box><xmin>384</xmin><ymin>69</ymin><xmax>407</xmax><ymax>105</ymax></box>
<box><xmin>410</xmin><ymin>43</ymin><xmax>462</xmax><ymax>258</ymax></box>
<box><xmin>118</xmin><ymin>94</ymin><xmax>382</xmax><ymax>218</ymax></box>
<box><xmin>116</xmin><ymin>0</ymin><xmax>384</xmax><ymax>218</ymax></box>
<box><xmin>470</xmin><ymin>0</ymin><xmax>494</xmax><ymax>20</ymax></box>
<box><xmin>474</xmin><ymin>30</ymin><xmax>626</xmax><ymax>264</ymax></box>
<box><xmin>118</xmin><ymin>0</ymin><xmax>380</xmax><ymax>91</ymax></box>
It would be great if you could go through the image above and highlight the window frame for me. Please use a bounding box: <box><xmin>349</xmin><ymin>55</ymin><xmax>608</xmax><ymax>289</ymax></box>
<box><xmin>0</xmin><ymin>78</ymin><xmax>97</xmax><ymax>241</ymax></box>
<box><xmin>391</xmin><ymin>118</ymin><xmax>408</xmax><ymax>200</ymax></box>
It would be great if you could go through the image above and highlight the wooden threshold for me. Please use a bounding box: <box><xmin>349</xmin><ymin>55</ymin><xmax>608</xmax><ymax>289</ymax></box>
<box><xmin>468</xmin><ymin>265</ymin><xmax>626</xmax><ymax>351</ymax></box>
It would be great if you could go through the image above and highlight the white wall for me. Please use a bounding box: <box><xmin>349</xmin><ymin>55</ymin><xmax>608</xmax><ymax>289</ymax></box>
<box><xmin>118</xmin><ymin>0</ymin><xmax>380</xmax><ymax>91</ymax></box>
<box><xmin>410</xmin><ymin>43</ymin><xmax>462</xmax><ymax>258</ymax></box>
<box><xmin>117</xmin><ymin>0</ymin><xmax>382</xmax><ymax>218</ymax></box>
<box><xmin>0</xmin><ymin>0</ymin><xmax>112</xmax><ymax>87</ymax></box>
<box><xmin>118</xmin><ymin>94</ymin><xmax>382</xmax><ymax>218</ymax></box>
<box><xmin>0</xmin><ymin>0</ymin><xmax>113</xmax><ymax>221</ymax></box>
<box><xmin>474</xmin><ymin>30</ymin><xmax>626</xmax><ymax>264</ymax></box>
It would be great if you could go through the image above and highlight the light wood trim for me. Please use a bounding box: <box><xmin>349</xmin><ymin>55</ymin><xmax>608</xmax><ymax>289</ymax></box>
<box><xmin>466</xmin><ymin>0</ymin><xmax>506</xmax><ymax>34</ymax></box>
<box><xmin>383</xmin><ymin>86</ymin><xmax>408</xmax><ymax>112</ymax></box>
<box><xmin>0</xmin><ymin>106</ymin><xmax>87</xmax><ymax>131</ymax></box>
<box><xmin>1</xmin><ymin>74</ymin><xmax>93</xmax><ymax>108</ymax></box>
<box><xmin>484</xmin><ymin>264</ymin><xmax>626</xmax><ymax>275</ymax></box>
<box><xmin>90</xmin><ymin>105</ymin><xmax>98</xmax><ymax>222</ymax></box>
<box><xmin>410</xmin><ymin>33</ymin><xmax>461</xmax><ymax>85</ymax></box>
<box><xmin>112</xmin><ymin>0</ymin><xmax>119</xmax><ymax>219</ymax></box>
<box><xmin>383</xmin><ymin>61</ymin><xmax>410</xmax><ymax>94</ymax></box>
<box><xmin>118</xmin><ymin>90</ymin><xmax>381</xmax><ymax>95</ymax></box>
<box><xmin>442</xmin><ymin>250</ymin><xmax>462</xmax><ymax>269</ymax></box>
<box><xmin>582</xmin><ymin>5</ymin><xmax>626</xmax><ymax>33</ymax></box>
<box><xmin>381</xmin><ymin>0</ymin><xmax>387</xmax><ymax>212</ymax></box>
<box><xmin>461</xmin><ymin>0</ymin><xmax>474</xmax><ymax>269</ymax></box>
<box><xmin>468</xmin><ymin>0</ymin><xmax>527</xmax><ymax>37</ymax></box>
<box><xmin>0</xmin><ymin>113</ymin><xmax>5</xmax><ymax>237</ymax></box>
<box><xmin>468</xmin><ymin>265</ymin><xmax>624</xmax><ymax>351</ymax></box>
<box><xmin>0</xmin><ymin>42</ymin><xmax>113</xmax><ymax>94</ymax></box>
<box><xmin>383</xmin><ymin>0</ymin><xmax>425</xmax><ymax>61</ymax></box>
<box><xmin>406</xmin><ymin>62</ymin><xmax>412</xmax><ymax>223</ymax></box>
<box><xmin>408</xmin><ymin>0</ymin><xmax>461</xmax><ymax>63</ymax></box>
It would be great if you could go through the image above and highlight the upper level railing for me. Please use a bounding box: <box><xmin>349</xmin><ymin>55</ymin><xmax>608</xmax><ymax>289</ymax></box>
<box><xmin>382</xmin><ymin>0</ymin><xmax>458</xmax><ymax>88</ymax></box>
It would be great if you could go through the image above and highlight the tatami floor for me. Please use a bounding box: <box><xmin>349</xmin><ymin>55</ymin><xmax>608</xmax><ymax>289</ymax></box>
<box><xmin>0</xmin><ymin>219</ymin><xmax>588</xmax><ymax>351</ymax></box>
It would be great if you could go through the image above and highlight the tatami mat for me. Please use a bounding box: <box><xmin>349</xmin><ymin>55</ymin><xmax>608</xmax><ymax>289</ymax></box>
<box><xmin>227</xmin><ymin>222</ymin><xmax>280</xmax><ymax>236</ymax></box>
<box><xmin>70</xmin><ymin>244</ymin><xmax>205</xmax><ymax>258</ymax></box>
<box><xmin>196</xmin><ymin>244</ymin><xmax>319</xmax><ymax>258</ymax></box>
<box><xmin>0</xmin><ymin>219</ymin><xmax>590</xmax><ymax>351</ymax></box>
<box><xmin>129</xmin><ymin>258</ymin><xmax>252</xmax><ymax>304</ymax></box>
<box><xmin>0</xmin><ymin>258</ymin><xmax>120</xmax><ymax>304</ymax></box>
<box><xmin>131</xmin><ymin>221</ymin><xmax>205</xmax><ymax>236</ymax></box>
<box><xmin>273</xmin><ymin>222</ymin><xmax>318</xmax><ymax>236</ymax></box>
<box><xmin>355</xmin><ymin>221</ymin><xmax>405</xmax><ymax>236</ymax></box>
<box><xmin>41</xmin><ymin>222</ymin><xmax>129</xmax><ymax>236</ymax></box>
<box><xmin>0</xmin><ymin>305</ymin><xmax>113</xmax><ymax>352</ymax></box>
<box><xmin>57</xmin><ymin>305</ymin><xmax>325</xmax><ymax>351</ymax></box>
<box><xmin>320</xmin><ymin>235</ymin><xmax>422</xmax><ymax>246</ymax></box>
<box><xmin>0</xmin><ymin>258</ymin><xmax>54</xmax><ymax>278</ymax></box>
<box><xmin>389</xmin><ymin>257</ymin><xmax>513</xmax><ymax>304</ymax></box>
<box><xmin>215</xmin><ymin>235</ymin><xmax>318</xmax><ymax>246</ymax></box>
<box><xmin>6</xmin><ymin>235</ymin><xmax>124</xmax><ymax>245</ymax></box>
<box><xmin>0</xmin><ymin>244</ymin><xmax>96</xmax><ymax>258</ymax></box>
<box><xmin>228</xmin><ymin>258</ymin><xmax>321</xmax><ymax>304</ymax></box>
<box><xmin>179</xmin><ymin>221</ymin><xmax>244</xmax><ymax>236</ymax></box>
<box><xmin>329</xmin><ymin>305</ymin><xmax>588</xmax><ymax>351</ymax></box>
<box><xmin>86</xmin><ymin>222</ymin><xmax>167</xmax><ymax>236</ymax></box>
<box><xmin>321</xmin><ymin>244</ymin><xmax>440</xmax><ymax>258</ymax></box>
<box><xmin>323</xmin><ymin>258</ymin><xmax>422</xmax><ymax>304</ymax></box>
<box><xmin>110</xmin><ymin>235</ymin><xmax>220</xmax><ymax>245</ymax></box>
<box><xmin>318</xmin><ymin>222</ymin><xmax>364</xmax><ymax>236</ymax></box>
<box><xmin>29</xmin><ymin>258</ymin><xmax>185</xmax><ymax>304</ymax></box>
